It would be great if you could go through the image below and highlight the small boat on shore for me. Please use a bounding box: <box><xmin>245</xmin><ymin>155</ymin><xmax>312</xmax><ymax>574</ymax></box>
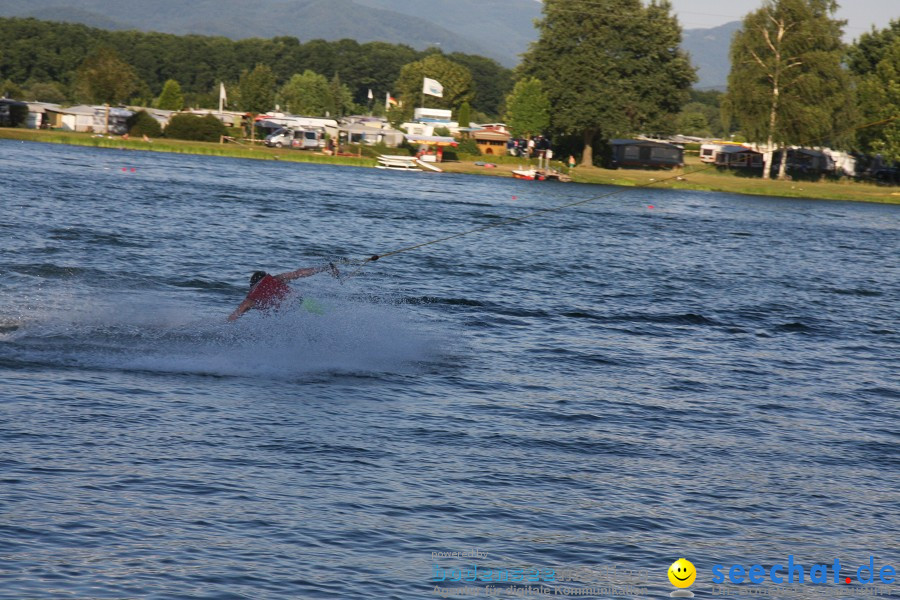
<box><xmin>376</xmin><ymin>155</ymin><xmax>443</xmax><ymax>172</ymax></box>
<box><xmin>512</xmin><ymin>153</ymin><xmax>571</xmax><ymax>182</ymax></box>
<box><xmin>512</xmin><ymin>168</ymin><xmax>545</xmax><ymax>181</ymax></box>
<box><xmin>377</xmin><ymin>155</ymin><xmax>420</xmax><ymax>171</ymax></box>
<box><xmin>511</xmin><ymin>167</ymin><xmax>571</xmax><ymax>182</ymax></box>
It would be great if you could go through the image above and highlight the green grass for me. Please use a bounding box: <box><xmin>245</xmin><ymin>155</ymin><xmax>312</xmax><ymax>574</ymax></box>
<box><xmin>3</xmin><ymin>128</ymin><xmax>899</xmax><ymax>204</ymax></box>
<box><xmin>566</xmin><ymin>159</ymin><xmax>900</xmax><ymax>204</ymax></box>
<box><xmin>0</xmin><ymin>128</ymin><xmax>376</xmax><ymax>167</ymax></box>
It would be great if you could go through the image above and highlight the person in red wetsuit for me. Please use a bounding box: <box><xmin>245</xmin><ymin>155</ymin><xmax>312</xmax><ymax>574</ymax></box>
<box><xmin>227</xmin><ymin>263</ymin><xmax>339</xmax><ymax>321</ymax></box>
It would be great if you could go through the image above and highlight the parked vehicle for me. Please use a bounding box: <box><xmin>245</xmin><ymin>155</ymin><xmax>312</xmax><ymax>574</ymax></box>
<box><xmin>699</xmin><ymin>141</ymin><xmax>746</xmax><ymax>163</ymax></box>
<box><xmin>608</xmin><ymin>139</ymin><xmax>683</xmax><ymax>169</ymax></box>
<box><xmin>264</xmin><ymin>128</ymin><xmax>324</xmax><ymax>150</ymax></box>
<box><xmin>873</xmin><ymin>167</ymin><xmax>899</xmax><ymax>184</ymax></box>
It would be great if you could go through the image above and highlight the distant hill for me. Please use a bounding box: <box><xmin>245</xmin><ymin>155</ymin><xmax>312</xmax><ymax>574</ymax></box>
<box><xmin>682</xmin><ymin>21</ymin><xmax>742</xmax><ymax>90</ymax></box>
<box><xmin>19</xmin><ymin>5</ymin><xmax>126</xmax><ymax>30</ymax></box>
<box><xmin>355</xmin><ymin>0</ymin><xmax>542</xmax><ymax>65</ymax></box>
<box><xmin>0</xmin><ymin>0</ymin><xmax>737</xmax><ymax>83</ymax></box>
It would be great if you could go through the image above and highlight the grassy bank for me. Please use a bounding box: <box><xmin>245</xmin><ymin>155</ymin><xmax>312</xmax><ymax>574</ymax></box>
<box><xmin>3</xmin><ymin>128</ymin><xmax>898</xmax><ymax>204</ymax></box>
<box><xmin>0</xmin><ymin>128</ymin><xmax>376</xmax><ymax>168</ymax></box>
<box><xmin>444</xmin><ymin>154</ymin><xmax>899</xmax><ymax>204</ymax></box>
<box><xmin>568</xmin><ymin>160</ymin><xmax>900</xmax><ymax>204</ymax></box>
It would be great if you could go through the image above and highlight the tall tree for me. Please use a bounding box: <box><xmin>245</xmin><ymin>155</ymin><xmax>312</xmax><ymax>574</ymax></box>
<box><xmin>520</xmin><ymin>0</ymin><xmax>695</xmax><ymax>166</ymax></box>
<box><xmin>394</xmin><ymin>54</ymin><xmax>474</xmax><ymax>120</ymax></box>
<box><xmin>447</xmin><ymin>52</ymin><xmax>513</xmax><ymax>118</ymax></box>
<box><xmin>0</xmin><ymin>78</ymin><xmax>24</xmax><ymax>99</ymax></box>
<box><xmin>457</xmin><ymin>101</ymin><xmax>471</xmax><ymax>128</ymax></box>
<box><xmin>156</xmin><ymin>79</ymin><xmax>184</xmax><ymax>110</ymax></box>
<box><xmin>723</xmin><ymin>0</ymin><xmax>852</xmax><ymax>179</ymax></box>
<box><xmin>681</xmin><ymin>89</ymin><xmax>729</xmax><ymax>138</ymax></box>
<box><xmin>328</xmin><ymin>73</ymin><xmax>355</xmax><ymax>117</ymax></box>
<box><xmin>504</xmin><ymin>77</ymin><xmax>550</xmax><ymax>138</ymax></box>
<box><xmin>848</xmin><ymin>20</ymin><xmax>900</xmax><ymax>162</ymax></box>
<box><xmin>677</xmin><ymin>109</ymin><xmax>710</xmax><ymax>137</ymax></box>
<box><xmin>24</xmin><ymin>81</ymin><xmax>67</xmax><ymax>104</ymax></box>
<box><xmin>848</xmin><ymin>20</ymin><xmax>900</xmax><ymax>76</ymax></box>
<box><xmin>277</xmin><ymin>70</ymin><xmax>331</xmax><ymax>115</ymax></box>
<box><xmin>238</xmin><ymin>63</ymin><xmax>276</xmax><ymax>114</ymax></box>
<box><xmin>74</xmin><ymin>46</ymin><xmax>140</xmax><ymax>104</ymax></box>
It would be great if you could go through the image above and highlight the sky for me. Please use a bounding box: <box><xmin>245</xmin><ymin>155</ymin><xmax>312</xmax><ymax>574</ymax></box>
<box><xmin>665</xmin><ymin>0</ymin><xmax>899</xmax><ymax>40</ymax></box>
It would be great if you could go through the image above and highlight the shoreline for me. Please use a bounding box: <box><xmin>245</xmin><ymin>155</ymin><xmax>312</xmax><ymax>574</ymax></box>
<box><xmin>2</xmin><ymin>129</ymin><xmax>898</xmax><ymax>205</ymax></box>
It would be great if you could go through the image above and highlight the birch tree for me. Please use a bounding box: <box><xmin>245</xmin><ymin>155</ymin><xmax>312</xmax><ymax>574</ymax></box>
<box><xmin>724</xmin><ymin>0</ymin><xmax>851</xmax><ymax>179</ymax></box>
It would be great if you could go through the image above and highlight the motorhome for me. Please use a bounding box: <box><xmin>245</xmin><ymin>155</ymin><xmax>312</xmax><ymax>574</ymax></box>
<box><xmin>264</xmin><ymin>128</ymin><xmax>324</xmax><ymax>150</ymax></box>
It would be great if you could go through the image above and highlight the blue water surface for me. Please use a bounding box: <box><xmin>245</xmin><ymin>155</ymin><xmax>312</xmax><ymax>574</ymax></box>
<box><xmin>0</xmin><ymin>140</ymin><xmax>898</xmax><ymax>599</ymax></box>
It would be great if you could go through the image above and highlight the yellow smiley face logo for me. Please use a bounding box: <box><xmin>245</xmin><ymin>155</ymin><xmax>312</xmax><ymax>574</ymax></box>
<box><xmin>668</xmin><ymin>558</ymin><xmax>696</xmax><ymax>588</ymax></box>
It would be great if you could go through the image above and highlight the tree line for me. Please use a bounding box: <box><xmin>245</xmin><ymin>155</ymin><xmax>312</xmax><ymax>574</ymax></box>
<box><xmin>2</xmin><ymin>5</ymin><xmax>899</xmax><ymax>174</ymax></box>
<box><xmin>0</xmin><ymin>17</ymin><xmax>512</xmax><ymax>118</ymax></box>
<box><xmin>502</xmin><ymin>0</ymin><xmax>900</xmax><ymax>176</ymax></box>
<box><xmin>723</xmin><ymin>0</ymin><xmax>900</xmax><ymax>175</ymax></box>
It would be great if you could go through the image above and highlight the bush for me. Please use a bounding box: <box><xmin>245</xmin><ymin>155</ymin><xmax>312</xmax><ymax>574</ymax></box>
<box><xmin>25</xmin><ymin>81</ymin><xmax>67</xmax><ymax>104</ymax></box>
<box><xmin>126</xmin><ymin>110</ymin><xmax>162</xmax><ymax>137</ymax></box>
<box><xmin>456</xmin><ymin>138</ymin><xmax>481</xmax><ymax>155</ymax></box>
<box><xmin>164</xmin><ymin>113</ymin><xmax>226</xmax><ymax>142</ymax></box>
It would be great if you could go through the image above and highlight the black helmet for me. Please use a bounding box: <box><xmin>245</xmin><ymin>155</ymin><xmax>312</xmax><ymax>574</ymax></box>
<box><xmin>249</xmin><ymin>271</ymin><xmax>268</xmax><ymax>288</ymax></box>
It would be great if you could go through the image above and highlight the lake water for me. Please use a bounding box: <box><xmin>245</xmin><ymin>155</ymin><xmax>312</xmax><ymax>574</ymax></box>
<box><xmin>1</xmin><ymin>140</ymin><xmax>897</xmax><ymax>599</ymax></box>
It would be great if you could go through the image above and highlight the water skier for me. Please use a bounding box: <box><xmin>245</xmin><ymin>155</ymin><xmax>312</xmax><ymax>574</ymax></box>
<box><xmin>227</xmin><ymin>263</ymin><xmax>339</xmax><ymax>321</ymax></box>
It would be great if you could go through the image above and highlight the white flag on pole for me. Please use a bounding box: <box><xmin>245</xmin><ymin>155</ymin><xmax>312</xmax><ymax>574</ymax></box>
<box><xmin>368</xmin><ymin>88</ymin><xmax>374</xmax><ymax>100</ymax></box>
<box><xmin>422</xmin><ymin>77</ymin><xmax>443</xmax><ymax>98</ymax></box>
<box><xmin>219</xmin><ymin>83</ymin><xmax>227</xmax><ymax>111</ymax></box>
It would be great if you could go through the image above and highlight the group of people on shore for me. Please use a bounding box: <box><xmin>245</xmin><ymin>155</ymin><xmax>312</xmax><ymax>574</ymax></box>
<box><xmin>507</xmin><ymin>135</ymin><xmax>577</xmax><ymax>169</ymax></box>
<box><xmin>507</xmin><ymin>135</ymin><xmax>551</xmax><ymax>159</ymax></box>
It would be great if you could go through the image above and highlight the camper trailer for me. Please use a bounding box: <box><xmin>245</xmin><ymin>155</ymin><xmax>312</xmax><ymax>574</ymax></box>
<box><xmin>700</xmin><ymin>141</ymin><xmax>746</xmax><ymax>163</ymax></box>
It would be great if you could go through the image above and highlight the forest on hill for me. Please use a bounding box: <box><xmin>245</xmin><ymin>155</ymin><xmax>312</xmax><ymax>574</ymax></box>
<box><xmin>0</xmin><ymin>17</ymin><xmax>513</xmax><ymax>117</ymax></box>
<box><xmin>0</xmin><ymin>0</ymin><xmax>514</xmax><ymax>64</ymax></box>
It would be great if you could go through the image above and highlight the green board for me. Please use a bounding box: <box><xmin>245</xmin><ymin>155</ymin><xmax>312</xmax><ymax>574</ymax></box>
<box><xmin>301</xmin><ymin>297</ymin><xmax>326</xmax><ymax>315</ymax></box>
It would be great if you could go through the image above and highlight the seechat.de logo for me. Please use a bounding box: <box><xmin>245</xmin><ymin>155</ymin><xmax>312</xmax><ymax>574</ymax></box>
<box><xmin>711</xmin><ymin>556</ymin><xmax>896</xmax><ymax>586</ymax></box>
